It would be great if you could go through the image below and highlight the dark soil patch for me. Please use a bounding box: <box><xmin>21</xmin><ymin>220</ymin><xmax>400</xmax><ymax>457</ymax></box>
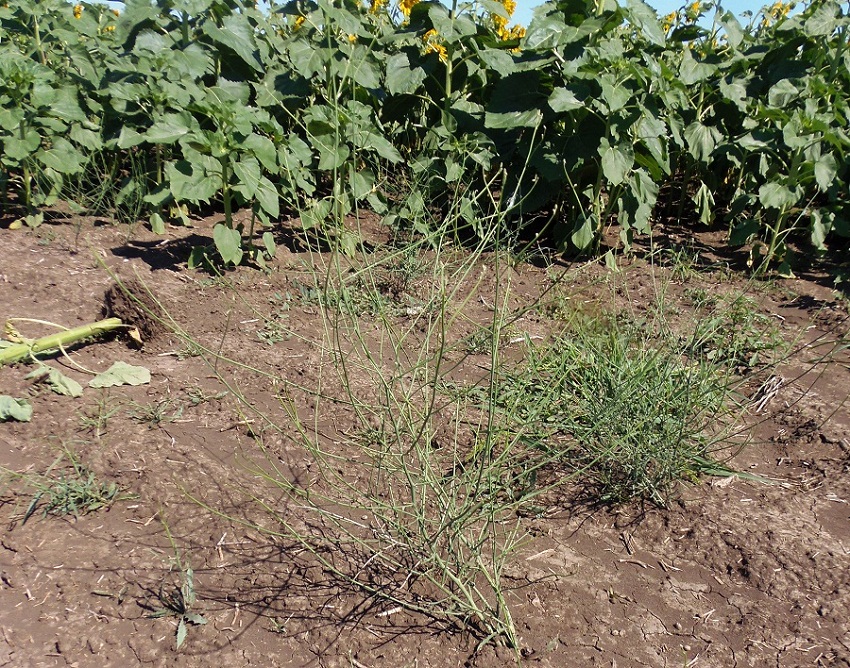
<box><xmin>103</xmin><ymin>278</ymin><xmax>168</xmax><ymax>344</ymax></box>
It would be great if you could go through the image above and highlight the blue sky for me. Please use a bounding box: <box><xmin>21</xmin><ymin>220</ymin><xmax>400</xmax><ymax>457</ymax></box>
<box><xmin>511</xmin><ymin>0</ymin><xmax>770</xmax><ymax>26</ymax></box>
<box><xmin>100</xmin><ymin>0</ymin><xmax>771</xmax><ymax>27</ymax></box>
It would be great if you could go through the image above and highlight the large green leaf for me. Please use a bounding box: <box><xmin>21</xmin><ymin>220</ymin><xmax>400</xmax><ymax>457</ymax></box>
<box><xmin>172</xmin><ymin>43</ymin><xmax>215</xmax><ymax>79</ymax></box>
<box><xmin>428</xmin><ymin>3</ymin><xmax>477</xmax><ymax>38</ymax></box>
<box><xmin>339</xmin><ymin>49</ymin><xmax>380</xmax><ymax>90</ymax></box>
<box><xmin>487</xmin><ymin>72</ymin><xmax>545</xmax><ymax>127</ymax></box>
<box><xmin>683</xmin><ymin>122</ymin><xmax>721</xmax><ymax>162</ymax></box>
<box><xmin>312</xmin><ymin>136</ymin><xmax>350</xmax><ymax>171</ymax></box>
<box><xmin>385</xmin><ymin>53</ymin><xmax>427</xmax><ymax>95</ymax></box>
<box><xmin>254</xmin><ymin>176</ymin><xmax>279</xmax><ymax>218</ymax></box>
<box><xmin>37</xmin><ymin>138</ymin><xmax>83</xmax><ymax>174</ymax></box>
<box><xmin>571</xmin><ymin>215</ymin><xmax>596</xmax><ymax>249</ymax></box>
<box><xmin>599</xmin><ymin>139</ymin><xmax>634</xmax><ymax>186</ymax></box>
<box><xmin>89</xmin><ymin>362</ymin><xmax>151</xmax><ymax>388</ymax></box>
<box><xmin>477</xmin><ymin>49</ymin><xmax>517</xmax><ymax>77</ymax></box>
<box><xmin>288</xmin><ymin>40</ymin><xmax>327</xmax><ymax>79</ymax></box>
<box><xmin>485</xmin><ymin>109</ymin><xmax>543</xmax><ymax>128</ymax></box>
<box><xmin>69</xmin><ymin>125</ymin><xmax>103</xmax><ymax>152</ymax></box>
<box><xmin>212</xmin><ymin>224</ymin><xmax>244</xmax><ymax>266</ymax></box>
<box><xmin>804</xmin><ymin>1</ymin><xmax>839</xmax><ymax>36</ymax></box>
<box><xmin>3</xmin><ymin>130</ymin><xmax>41</xmax><ymax>161</ymax></box>
<box><xmin>25</xmin><ymin>366</ymin><xmax>83</xmax><ymax>398</ymax></box>
<box><xmin>814</xmin><ymin>153</ymin><xmax>838</xmax><ymax>192</ymax></box>
<box><xmin>548</xmin><ymin>87</ymin><xmax>583</xmax><ymax>113</ymax></box>
<box><xmin>0</xmin><ymin>396</ymin><xmax>32</xmax><ymax>422</ymax></box>
<box><xmin>145</xmin><ymin>113</ymin><xmax>193</xmax><ymax>144</ymax></box>
<box><xmin>242</xmin><ymin>133</ymin><xmax>277</xmax><ymax>172</ymax></box>
<box><xmin>598</xmin><ymin>75</ymin><xmax>631</xmax><ymax>112</ymax></box>
<box><xmin>758</xmin><ymin>182</ymin><xmax>800</xmax><ymax>209</ymax></box>
<box><xmin>525</xmin><ymin>15</ymin><xmax>604</xmax><ymax>50</ymax></box>
<box><xmin>116</xmin><ymin>127</ymin><xmax>144</xmax><ymax>150</ymax></box>
<box><xmin>625</xmin><ymin>0</ymin><xmax>665</xmax><ymax>47</ymax></box>
<box><xmin>134</xmin><ymin>29</ymin><xmax>169</xmax><ymax>53</ymax></box>
<box><xmin>353</xmin><ymin>130</ymin><xmax>403</xmax><ymax>164</ymax></box>
<box><xmin>719</xmin><ymin>11</ymin><xmax>745</xmax><ymax>48</ymax></box>
<box><xmin>618</xmin><ymin>168</ymin><xmax>658</xmax><ymax>235</ymax></box>
<box><xmin>810</xmin><ymin>209</ymin><xmax>832</xmax><ymax>250</ymax></box>
<box><xmin>0</xmin><ymin>108</ymin><xmax>24</xmax><ymax>132</ymax></box>
<box><xmin>203</xmin><ymin>13</ymin><xmax>262</xmax><ymax>72</ymax></box>
<box><xmin>768</xmin><ymin>79</ymin><xmax>799</xmax><ymax>108</ymax></box>
<box><xmin>719</xmin><ymin>76</ymin><xmax>749</xmax><ymax>110</ymax></box>
<box><xmin>524</xmin><ymin>16</ymin><xmax>568</xmax><ymax>50</ymax></box>
<box><xmin>167</xmin><ymin>160</ymin><xmax>220</xmax><ymax>203</ymax></box>
<box><xmin>233</xmin><ymin>157</ymin><xmax>262</xmax><ymax>198</ymax></box>
<box><xmin>679</xmin><ymin>49</ymin><xmax>717</xmax><ymax>85</ymax></box>
<box><xmin>47</xmin><ymin>87</ymin><xmax>87</xmax><ymax>123</ymax></box>
<box><xmin>233</xmin><ymin>158</ymin><xmax>278</xmax><ymax>217</ymax></box>
<box><xmin>349</xmin><ymin>168</ymin><xmax>375</xmax><ymax>199</ymax></box>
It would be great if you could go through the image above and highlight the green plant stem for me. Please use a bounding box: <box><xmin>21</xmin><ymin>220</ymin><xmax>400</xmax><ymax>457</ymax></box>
<box><xmin>0</xmin><ymin>318</ymin><xmax>124</xmax><ymax>366</ymax></box>
<box><xmin>221</xmin><ymin>157</ymin><xmax>232</xmax><ymax>228</ymax></box>
<box><xmin>32</xmin><ymin>15</ymin><xmax>47</xmax><ymax>66</ymax></box>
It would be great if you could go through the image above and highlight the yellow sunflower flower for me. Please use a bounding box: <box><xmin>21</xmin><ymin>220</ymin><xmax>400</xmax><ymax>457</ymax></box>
<box><xmin>769</xmin><ymin>1</ymin><xmax>792</xmax><ymax>19</ymax></box>
<box><xmin>422</xmin><ymin>29</ymin><xmax>447</xmax><ymax>63</ymax></box>
<box><xmin>492</xmin><ymin>0</ymin><xmax>516</xmax><ymax>32</ymax></box>
<box><xmin>399</xmin><ymin>0</ymin><xmax>419</xmax><ymax>18</ymax></box>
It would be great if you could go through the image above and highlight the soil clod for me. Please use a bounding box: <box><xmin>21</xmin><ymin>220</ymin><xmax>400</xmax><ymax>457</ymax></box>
<box><xmin>104</xmin><ymin>279</ymin><xmax>166</xmax><ymax>343</ymax></box>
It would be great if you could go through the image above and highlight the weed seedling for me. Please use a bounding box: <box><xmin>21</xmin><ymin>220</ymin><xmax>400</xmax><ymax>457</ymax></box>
<box><xmin>147</xmin><ymin>567</ymin><xmax>207</xmax><ymax>650</ymax></box>
<box><xmin>127</xmin><ymin>398</ymin><xmax>183</xmax><ymax>427</ymax></box>
<box><xmin>185</xmin><ymin>387</ymin><xmax>228</xmax><ymax>407</ymax></box>
<box><xmin>16</xmin><ymin>446</ymin><xmax>120</xmax><ymax>523</ymax></box>
<box><xmin>78</xmin><ymin>392</ymin><xmax>121</xmax><ymax>438</ymax></box>
<box><xmin>145</xmin><ymin>519</ymin><xmax>208</xmax><ymax>650</ymax></box>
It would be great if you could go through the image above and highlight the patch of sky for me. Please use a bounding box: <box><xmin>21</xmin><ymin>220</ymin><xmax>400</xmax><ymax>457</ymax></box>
<box><xmin>89</xmin><ymin>0</ymin><xmax>796</xmax><ymax>28</ymax></box>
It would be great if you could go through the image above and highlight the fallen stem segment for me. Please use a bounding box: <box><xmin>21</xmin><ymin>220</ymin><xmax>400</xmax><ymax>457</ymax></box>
<box><xmin>0</xmin><ymin>318</ymin><xmax>125</xmax><ymax>366</ymax></box>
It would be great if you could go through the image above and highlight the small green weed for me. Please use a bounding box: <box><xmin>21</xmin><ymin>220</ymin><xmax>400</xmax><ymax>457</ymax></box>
<box><xmin>184</xmin><ymin>387</ymin><xmax>228</xmax><ymax>407</ymax></box>
<box><xmin>127</xmin><ymin>398</ymin><xmax>183</xmax><ymax>427</ymax></box>
<box><xmin>175</xmin><ymin>341</ymin><xmax>205</xmax><ymax>360</ymax></box>
<box><xmin>14</xmin><ymin>446</ymin><xmax>120</xmax><ymax>524</ymax></box>
<box><xmin>683</xmin><ymin>286</ymin><xmax>718</xmax><ymax>310</ymax></box>
<box><xmin>685</xmin><ymin>293</ymin><xmax>784</xmax><ymax>371</ymax></box>
<box><xmin>656</xmin><ymin>243</ymin><xmax>705</xmax><ymax>282</ymax></box>
<box><xmin>257</xmin><ymin>292</ymin><xmax>292</xmax><ymax>345</ymax></box>
<box><xmin>78</xmin><ymin>392</ymin><xmax>121</xmax><ymax>438</ymax></box>
<box><xmin>147</xmin><ymin>567</ymin><xmax>207</xmax><ymax>650</ymax></box>
<box><xmin>463</xmin><ymin>322</ymin><xmax>525</xmax><ymax>355</ymax></box>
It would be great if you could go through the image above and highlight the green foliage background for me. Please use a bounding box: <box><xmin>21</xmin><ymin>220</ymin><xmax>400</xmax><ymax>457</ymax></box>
<box><xmin>1</xmin><ymin>0</ymin><xmax>847</xmax><ymax>270</ymax></box>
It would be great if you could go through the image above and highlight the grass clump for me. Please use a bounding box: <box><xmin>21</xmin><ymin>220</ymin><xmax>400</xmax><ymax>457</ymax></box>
<box><xmin>685</xmin><ymin>291</ymin><xmax>785</xmax><ymax>372</ymax></box>
<box><xmin>0</xmin><ymin>444</ymin><xmax>121</xmax><ymax>524</ymax></box>
<box><xmin>497</xmin><ymin>313</ymin><xmax>734</xmax><ymax>506</ymax></box>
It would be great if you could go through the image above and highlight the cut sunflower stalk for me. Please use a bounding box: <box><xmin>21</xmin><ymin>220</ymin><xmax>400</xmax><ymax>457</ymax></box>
<box><xmin>0</xmin><ymin>318</ymin><xmax>128</xmax><ymax>367</ymax></box>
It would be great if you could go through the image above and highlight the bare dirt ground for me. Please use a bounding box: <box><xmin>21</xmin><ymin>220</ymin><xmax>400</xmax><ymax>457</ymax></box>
<box><xmin>1</xmin><ymin>215</ymin><xmax>848</xmax><ymax>667</ymax></box>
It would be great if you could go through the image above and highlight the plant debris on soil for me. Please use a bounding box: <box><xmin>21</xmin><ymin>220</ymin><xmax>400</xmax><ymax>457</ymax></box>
<box><xmin>1</xmin><ymin>216</ymin><xmax>849</xmax><ymax>668</ymax></box>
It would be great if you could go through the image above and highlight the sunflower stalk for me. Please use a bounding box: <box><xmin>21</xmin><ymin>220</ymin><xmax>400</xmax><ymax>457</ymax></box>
<box><xmin>0</xmin><ymin>318</ymin><xmax>125</xmax><ymax>366</ymax></box>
